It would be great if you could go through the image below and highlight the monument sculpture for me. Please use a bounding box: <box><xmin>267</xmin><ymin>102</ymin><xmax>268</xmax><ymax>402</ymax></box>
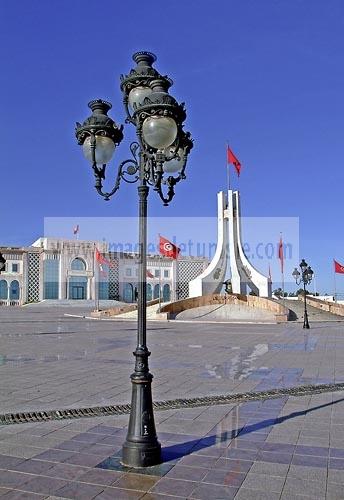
<box><xmin>189</xmin><ymin>190</ymin><xmax>271</xmax><ymax>298</ymax></box>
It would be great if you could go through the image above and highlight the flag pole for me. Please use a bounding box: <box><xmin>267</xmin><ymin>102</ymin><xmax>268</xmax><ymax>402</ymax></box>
<box><xmin>175</xmin><ymin>252</ymin><xmax>179</xmax><ymax>302</ymax></box>
<box><xmin>94</xmin><ymin>244</ymin><xmax>98</xmax><ymax>311</ymax></box>
<box><xmin>159</xmin><ymin>259</ymin><xmax>162</xmax><ymax>312</ymax></box>
<box><xmin>157</xmin><ymin>234</ymin><xmax>161</xmax><ymax>311</ymax></box>
<box><xmin>174</xmin><ymin>259</ymin><xmax>179</xmax><ymax>302</ymax></box>
<box><xmin>313</xmin><ymin>273</ymin><xmax>317</xmax><ymax>296</ymax></box>
<box><xmin>334</xmin><ymin>261</ymin><xmax>337</xmax><ymax>303</ymax></box>
<box><xmin>226</xmin><ymin>142</ymin><xmax>230</xmax><ymax>191</ymax></box>
<box><xmin>279</xmin><ymin>233</ymin><xmax>285</xmax><ymax>304</ymax></box>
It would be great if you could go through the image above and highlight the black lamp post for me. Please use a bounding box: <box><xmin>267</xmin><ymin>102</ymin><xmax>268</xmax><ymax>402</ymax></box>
<box><xmin>292</xmin><ymin>259</ymin><xmax>314</xmax><ymax>329</ymax></box>
<box><xmin>75</xmin><ymin>51</ymin><xmax>193</xmax><ymax>468</ymax></box>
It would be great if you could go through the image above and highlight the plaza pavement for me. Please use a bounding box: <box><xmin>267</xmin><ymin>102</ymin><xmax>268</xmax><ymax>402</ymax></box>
<box><xmin>0</xmin><ymin>305</ymin><xmax>344</xmax><ymax>498</ymax></box>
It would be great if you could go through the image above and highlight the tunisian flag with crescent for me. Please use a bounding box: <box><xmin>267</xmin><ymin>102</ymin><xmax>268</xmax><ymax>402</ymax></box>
<box><xmin>159</xmin><ymin>235</ymin><xmax>180</xmax><ymax>260</ymax></box>
<box><xmin>227</xmin><ymin>146</ymin><xmax>242</xmax><ymax>177</ymax></box>
<box><xmin>334</xmin><ymin>259</ymin><xmax>344</xmax><ymax>274</ymax></box>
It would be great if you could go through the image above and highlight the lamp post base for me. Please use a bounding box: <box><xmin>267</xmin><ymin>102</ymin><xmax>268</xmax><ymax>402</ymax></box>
<box><xmin>122</xmin><ymin>439</ymin><xmax>161</xmax><ymax>468</ymax></box>
<box><xmin>121</xmin><ymin>355</ymin><xmax>161</xmax><ymax>468</ymax></box>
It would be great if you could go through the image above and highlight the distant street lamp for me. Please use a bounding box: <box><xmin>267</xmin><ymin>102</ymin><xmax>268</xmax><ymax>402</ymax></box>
<box><xmin>292</xmin><ymin>259</ymin><xmax>314</xmax><ymax>329</ymax></box>
<box><xmin>75</xmin><ymin>51</ymin><xmax>193</xmax><ymax>468</ymax></box>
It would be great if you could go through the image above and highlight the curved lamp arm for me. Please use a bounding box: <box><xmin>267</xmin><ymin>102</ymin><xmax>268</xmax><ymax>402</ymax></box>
<box><xmin>92</xmin><ymin>142</ymin><xmax>140</xmax><ymax>201</ymax></box>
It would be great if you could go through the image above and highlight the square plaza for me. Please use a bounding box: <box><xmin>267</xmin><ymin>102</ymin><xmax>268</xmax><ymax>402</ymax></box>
<box><xmin>0</xmin><ymin>304</ymin><xmax>344</xmax><ymax>498</ymax></box>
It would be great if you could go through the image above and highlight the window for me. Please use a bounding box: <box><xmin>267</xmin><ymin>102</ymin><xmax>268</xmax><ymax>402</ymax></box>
<box><xmin>163</xmin><ymin>269</ymin><xmax>169</xmax><ymax>278</ymax></box>
<box><xmin>126</xmin><ymin>268</ymin><xmax>132</xmax><ymax>277</ymax></box>
<box><xmin>98</xmin><ymin>281</ymin><xmax>109</xmax><ymax>300</ymax></box>
<box><xmin>123</xmin><ymin>283</ymin><xmax>135</xmax><ymax>302</ymax></box>
<box><xmin>44</xmin><ymin>259</ymin><xmax>59</xmax><ymax>299</ymax></box>
<box><xmin>71</xmin><ymin>258</ymin><xmax>86</xmax><ymax>271</ymax></box>
<box><xmin>154</xmin><ymin>269</ymin><xmax>160</xmax><ymax>278</ymax></box>
<box><xmin>12</xmin><ymin>263</ymin><xmax>18</xmax><ymax>273</ymax></box>
<box><xmin>10</xmin><ymin>280</ymin><xmax>20</xmax><ymax>300</ymax></box>
<box><xmin>0</xmin><ymin>280</ymin><xmax>8</xmax><ymax>300</ymax></box>
<box><xmin>153</xmin><ymin>284</ymin><xmax>160</xmax><ymax>299</ymax></box>
<box><xmin>163</xmin><ymin>283</ymin><xmax>171</xmax><ymax>302</ymax></box>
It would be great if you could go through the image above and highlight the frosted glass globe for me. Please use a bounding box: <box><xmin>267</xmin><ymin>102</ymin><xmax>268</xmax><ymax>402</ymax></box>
<box><xmin>82</xmin><ymin>136</ymin><xmax>115</xmax><ymax>164</ymax></box>
<box><xmin>163</xmin><ymin>158</ymin><xmax>182</xmax><ymax>174</ymax></box>
<box><xmin>128</xmin><ymin>86</ymin><xmax>152</xmax><ymax>110</ymax></box>
<box><xmin>142</xmin><ymin>116</ymin><xmax>177</xmax><ymax>149</ymax></box>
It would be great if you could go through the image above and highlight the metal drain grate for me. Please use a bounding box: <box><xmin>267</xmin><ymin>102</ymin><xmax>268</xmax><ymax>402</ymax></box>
<box><xmin>1</xmin><ymin>381</ymin><xmax>344</xmax><ymax>425</ymax></box>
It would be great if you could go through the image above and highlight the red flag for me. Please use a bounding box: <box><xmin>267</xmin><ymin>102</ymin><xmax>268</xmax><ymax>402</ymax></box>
<box><xmin>278</xmin><ymin>236</ymin><xmax>284</xmax><ymax>274</ymax></box>
<box><xmin>73</xmin><ymin>224</ymin><xmax>79</xmax><ymax>235</ymax></box>
<box><xmin>159</xmin><ymin>235</ymin><xmax>180</xmax><ymax>259</ymax></box>
<box><xmin>227</xmin><ymin>146</ymin><xmax>241</xmax><ymax>177</ymax></box>
<box><xmin>95</xmin><ymin>248</ymin><xmax>110</xmax><ymax>266</ymax></box>
<box><xmin>334</xmin><ymin>259</ymin><xmax>344</xmax><ymax>274</ymax></box>
<box><xmin>146</xmin><ymin>270</ymin><xmax>154</xmax><ymax>278</ymax></box>
<box><xmin>95</xmin><ymin>248</ymin><xmax>111</xmax><ymax>276</ymax></box>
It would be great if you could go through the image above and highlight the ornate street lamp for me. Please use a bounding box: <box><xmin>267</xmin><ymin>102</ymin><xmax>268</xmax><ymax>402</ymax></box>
<box><xmin>292</xmin><ymin>259</ymin><xmax>314</xmax><ymax>329</ymax></box>
<box><xmin>75</xmin><ymin>51</ymin><xmax>193</xmax><ymax>468</ymax></box>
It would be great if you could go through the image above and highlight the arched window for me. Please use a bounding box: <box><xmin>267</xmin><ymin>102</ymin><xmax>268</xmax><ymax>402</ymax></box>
<box><xmin>146</xmin><ymin>283</ymin><xmax>152</xmax><ymax>301</ymax></box>
<box><xmin>123</xmin><ymin>283</ymin><xmax>135</xmax><ymax>303</ymax></box>
<box><xmin>153</xmin><ymin>284</ymin><xmax>160</xmax><ymax>299</ymax></box>
<box><xmin>0</xmin><ymin>280</ymin><xmax>8</xmax><ymax>300</ymax></box>
<box><xmin>10</xmin><ymin>280</ymin><xmax>20</xmax><ymax>300</ymax></box>
<box><xmin>163</xmin><ymin>284</ymin><xmax>171</xmax><ymax>302</ymax></box>
<box><xmin>71</xmin><ymin>258</ymin><xmax>86</xmax><ymax>271</ymax></box>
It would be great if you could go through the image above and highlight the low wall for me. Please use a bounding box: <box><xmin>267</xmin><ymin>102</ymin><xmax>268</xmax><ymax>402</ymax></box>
<box><xmin>91</xmin><ymin>298</ymin><xmax>160</xmax><ymax>318</ymax></box>
<box><xmin>304</xmin><ymin>296</ymin><xmax>344</xmax><ymax>317</ymax></box>
<box><xmin>158</xmin><ymin>294</ymin><xmax>289</xmax><ymax>322</ymax></box>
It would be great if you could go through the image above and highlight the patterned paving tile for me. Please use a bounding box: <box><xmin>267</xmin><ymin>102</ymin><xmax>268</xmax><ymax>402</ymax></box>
<box><xmin>150</xmin><ymin>477</ymin><xmax>196</xmax><ymax>497</ymax></box>
<box><xmin>55</xmin><ymin>480</ymin><xmax>105</xmax><ymax>499</ymax></box>
<box><xmin>77</xmin><ymin>467</ymin><xmax>123</xmax><ymax>485</ymax></box>
<box><xmin>10</xmin><ymin>460</ymin><xmax>54</xmax><ymax>475</ymax></box>
<box><xmin>202</xmin><ymin>468</ymin><xmax>245</xmax><ymax>487</ymax></box>
<box><xmin>114</xmin><ymin>472</ymin><xmax>160</xmax><ymax>491</ymax></box>
<box><xmin>19</xmin><ymin>475</ymin><xmax>68</xmax><ymax>495</ymax></box>
<box><xmin>282</xmin><ymin>476</ymin><xmax>326</xmax><ymax>498</ymax></box>
<box><xmin>257</xmin><ymin>450</ymin><xmax>293</xmax><ymax>464</ymax></box>
<box><xmin>292</xmin><ymin>454</ymin><xmax>328</xmax><ymax>468</ymax></box>
<box><xmin>329</xmin><ymin>458</ymin><xmax>344</xmax><ymax>470</ymax></box>
<box><xmin>190</xmin><ymin>482</ymin><xmax>238</xmax><ymax>499</ymax></box>
<box><xmin>241</xmin><ymin>472</ymin><xmax>285</xmax><ymax>493</ymax></box>
<box><xmin>43</xmin><ymin>462</ymin><xmax>89</xmax><ymax>481</ymax></box>
<box><xmin>0</xmin><ymin>456</ymin><xmax>25</xmax><ymax>471</ymax></box>
<box><xmin>95</xmin><ymin>487</ymin><xmax>144</xmax><ymax>499</ymax></box>
<box><xmin>165</xmin><ymin>465</ymin><xmax>207</xmax><ymax>481</ymax></box>
<box><xmin>0</xmin><ymin>470</ymin><xmax>31</xmax><ymax>488</ymax></box>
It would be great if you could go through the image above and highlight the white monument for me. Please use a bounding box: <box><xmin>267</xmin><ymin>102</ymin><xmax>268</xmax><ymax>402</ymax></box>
<box><xmin>189</xmin><ymin>190</ymin><xmax>271</xmax><ymax>298</ymax></box>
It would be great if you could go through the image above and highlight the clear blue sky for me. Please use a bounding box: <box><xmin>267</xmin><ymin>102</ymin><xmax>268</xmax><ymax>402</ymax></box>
<box><xmin>0</xmin><ymin>0</ymin><xmax>343</xmax><ymax>294</ymax></box>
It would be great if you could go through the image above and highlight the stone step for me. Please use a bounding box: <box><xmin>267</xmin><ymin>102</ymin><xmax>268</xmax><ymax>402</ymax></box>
<box><xmin>284</xmin><ymin>300</ymin><xmax>344</xmax><ymax>322</ymax></box>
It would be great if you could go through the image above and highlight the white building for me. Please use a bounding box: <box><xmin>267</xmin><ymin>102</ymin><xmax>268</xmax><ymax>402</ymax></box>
<box><xmin>0</xmin><ymin>238</ymin><xmax>209</xmax><ymax>306</ymax></box>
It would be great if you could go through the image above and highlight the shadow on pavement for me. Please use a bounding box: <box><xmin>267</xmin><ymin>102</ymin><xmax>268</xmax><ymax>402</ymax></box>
<box><xmin>161</xmin><ymin>397</ymin><xmax>344</xmax><ymax>462</ymax></box>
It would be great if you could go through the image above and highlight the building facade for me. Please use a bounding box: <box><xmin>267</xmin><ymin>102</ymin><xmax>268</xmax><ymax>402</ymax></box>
<box><xmin>0</xmin><ymin>238</ymin><xmax>209</xmax><ymax>306</ymax></box>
